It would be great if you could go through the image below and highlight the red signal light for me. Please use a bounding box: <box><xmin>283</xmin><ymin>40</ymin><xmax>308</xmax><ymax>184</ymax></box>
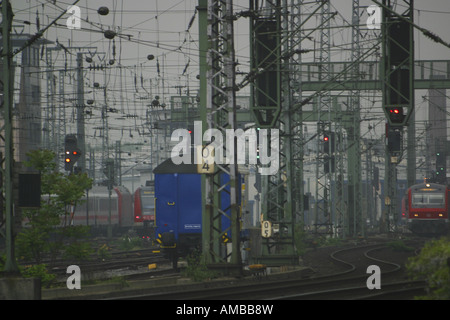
<box><xmin>386</xmin><ymin>106</ymin><xmax>405</xmax><ymax>125</ymax></box>
<box><xmin>324</xmin><ymin>136</ymin><xmax>329</xmax><ymax>141</ymax></box>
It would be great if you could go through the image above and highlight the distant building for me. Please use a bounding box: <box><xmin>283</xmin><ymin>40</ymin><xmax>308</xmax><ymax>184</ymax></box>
<box><xmin>427</xmin><ymin>74</ymin><xmax>448</xmax><ymax>181</ymax></box>
<box><xmin>0</xmin><ymin>31</ymin><xmax>52</xmax><ymax>164</ymax></box>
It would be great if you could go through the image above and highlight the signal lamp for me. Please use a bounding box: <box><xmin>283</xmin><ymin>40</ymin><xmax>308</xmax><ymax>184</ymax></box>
<box><xmin>323</xmin><ymin>132</ymin><xmax>334</xmax><ymax>154</ymax></box>
<box><xmin>385</xmin><ymin>106</ymin><xmax>405</xmax><ymax>125</ymax></box>
<box><xmin>64</xmin><ymin>134</ymin><xmax>81</xmax><ymax>172</ymax></box>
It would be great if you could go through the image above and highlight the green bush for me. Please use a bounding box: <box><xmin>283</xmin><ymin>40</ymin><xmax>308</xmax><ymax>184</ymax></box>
<box><xmin>21</xmin><ymin>264</ymin><xmax>56</xmax><ymax>288</ymax></box>
<box><xmin>182</xmin><ymin>251</ymin><xmax>217</xmax><ymax>282</ymax></box>
<box><xmin>16</xmin><ymin>149</ymin><xmax>93</xmax><ymax>265</ymax></box>
<box><xmin>118</xmin><ymin>236</ymin><xmax>144</xmax><ymax>251</ymax></box>
<box><xmin>406</xmin><ymin>237</ymin><xmax>450</xmax><ymax>300</ymax></box>
<box><xmin>63</xmin><ymin>241</ymin><xmax>94</xmax><ymax>262</ymax></box>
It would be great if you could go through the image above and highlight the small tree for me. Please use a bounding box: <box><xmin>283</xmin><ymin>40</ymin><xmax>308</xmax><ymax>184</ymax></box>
<box><xmin>16</xmin><ymin>149</ymin><xmax>93</xmax><ymax>264</ymax></box>
<box><xmin>182</xmin><ymin>250</ymin><xmax>217</xmax><ymax>282</ymax></box>
<box><xmin>406</xmin><ymin>236</ymin><xmax>450</xmax><ymax>300</ymax></box>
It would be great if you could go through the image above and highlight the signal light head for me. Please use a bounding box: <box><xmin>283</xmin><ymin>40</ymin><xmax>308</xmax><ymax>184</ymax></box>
<box><xmin>64</xmin><ymin>134</ymin><xmax>81</xmax><ymax>171</ymax></box>
<box><xmin>385</xmin><ymin>106</ymin><xmax>406</xmax><ymax>125</ymax></box>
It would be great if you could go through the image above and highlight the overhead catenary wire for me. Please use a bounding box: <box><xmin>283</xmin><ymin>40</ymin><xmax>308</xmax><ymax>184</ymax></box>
<box><xmin>7</xmin><ymin>0</ymin><xmax>450</xmax><ymax>175</ymax></box>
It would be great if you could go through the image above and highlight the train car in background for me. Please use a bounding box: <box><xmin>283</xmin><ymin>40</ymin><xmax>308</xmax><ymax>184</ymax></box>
<box><xmin>134</xmin><ymin>183</ymin><xmax>155</xmax><ymax>226</ymax></box>
<box><xmin>401</xmin><ymin>195</ymin><xmax>407</xmax><ymax>223</ymax></box>
<box><xmin>154</xmin><ymin>157</ymin><xmax>241</xmax><ymax>262</ymax></box>
<box><xmin>73</xmin><ymin>185</ymin><xmax>134</xmax><ymax>233</ymax></box>
<box><xmin>404</xmin><ymin>182</ymin><xmax>449</xmax><ymax>234</ymax></box>
<box><xmin>154</xmin><ymin>159</ymin><xmax>203</xmax><ymax>257</ymax></box>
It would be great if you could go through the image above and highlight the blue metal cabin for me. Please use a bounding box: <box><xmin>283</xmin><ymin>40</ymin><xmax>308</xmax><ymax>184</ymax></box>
<box><xmin>154</xmin><ymin>157</ymin><xmax>239</xmax><ymax>255</ymax></box>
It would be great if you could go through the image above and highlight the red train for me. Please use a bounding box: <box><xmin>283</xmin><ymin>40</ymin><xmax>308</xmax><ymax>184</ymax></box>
<box><xmin>73</xmin><ymin>186</ymin><xmax>134</xmax><ymax>230</ymax></box>
<box><xmin>71</xmin><ymin>184</ymin><xmax>155</xmax><ymax>237</ymax></box>
<box><xmin>402</xmin><ymin>182</ymin><xmax>450</xmax><ymax>234</ymax></box>
<box><xmin>133</xmin><ymin>185</ymin><xmax>155</xmax><ymax>226</ymax></box>
<box><xmin>23</xmin><ymin>183</ymin><xmax>156</xmax><ymax>239</ymax></box>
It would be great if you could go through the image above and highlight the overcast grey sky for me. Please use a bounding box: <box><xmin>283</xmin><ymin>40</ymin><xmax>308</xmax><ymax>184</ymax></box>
<box><xmin>12</xmin><ymin>1</ymin><xmax>450</xmax><ymax>66</ymax></box>
<box><xmin>9</xmin><ymin>0</ymin><xmax>450</xmax><ymax>170</ymax></box>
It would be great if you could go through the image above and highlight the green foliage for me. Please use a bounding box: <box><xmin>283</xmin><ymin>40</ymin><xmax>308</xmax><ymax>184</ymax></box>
<box><xmin>386</xmin><ymin>240</ymin><xmax>414</xmax><ymax>252</ymax></box>
<box><xmin>21</xmin><ymin>264</ymin><xmax>56</xmax><ymax>288</ymax></box>
<box><xmin>16</xmin><ymin>200</ymin><xmax>62</xmax><ymax>262</ymax></box>
<box><xmin>56</xmin><ymin>172</ymin><xmax>93</xmax><ymax>207</ymax></box>
<box><xmin>23</xmin><ymin>149</ymin><xmax>57</xmax><ymax>173</ymax></box>
<box><xmin>182</xmin><ymin>251</ymin><xmax>217</xmax><ymax>282</ymax></box>
<box><xmin>16</xmin><ymin>149</ymin><xmax>93</xmax><ymax>265</ymax></box>
<box><xmin>62</xmin><ymin>225</ymin><xmax>94</xmax><ymax>261</ymax></box>
<box><xmin>63</xmin><ymin>240</ymin><xmax>94</xmax><ymax>261</ymax></box>
<box><xmin>406</xmin><ymin>237</ymin><xmax>450</xmax><ymax>300</ymax></box>
<box><xmin>117</xmin><ymin>235</ymin><xmax>144</xmax><ymax>251</ymax></box>
<box><xmin>97</xmin><ymin>244</ymin><xmax>112</xmax><ymax>260</ymax></box>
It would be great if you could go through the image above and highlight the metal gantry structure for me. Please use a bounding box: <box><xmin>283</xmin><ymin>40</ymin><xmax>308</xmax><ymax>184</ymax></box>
<box><xmin>381</xmin><ymin>0</ymin><xmax>414</xmax><ymax>232</ymax></box>
<box><xmin>200</xmin><ymin>0</ymin><xmax>400</xmax><ymax>270</ymax></box>
<box><xmin>314</xmin><ymin>0</ymin><xmax>333</xmax><ymax>235</ymax></box>
<box><xmin>201</xmin><ymin>0</ymin><xmax>242</xmax><ymax>274</ymax></box>
<box><xmin>348</xmin><ymin>0</ymin><xmax>363</xmax><ymax>238</ymax></box>
<box><xmin>249</xmin><ymin>0</ymin><xmax>301</xmax><ymax>265</ymax></box>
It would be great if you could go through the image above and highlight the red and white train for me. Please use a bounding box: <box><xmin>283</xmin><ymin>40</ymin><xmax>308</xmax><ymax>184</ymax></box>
<box><xmin>69</xmin><ymin>184</ymin><xmax>155</xmax><ymax>236</ymax></box>
<box><xmin>73</xmin><ymin>186</ymin><xmax>134</xmax><ymax>230</ymax></box>
<box><xmin>133</xmin><ymin>186</ymin><xmax>155</xmax><ymax>227</ymax></box>
<box><xmin>402</xmin><ymin>182</ymin><xmax>450</xmax><ymax>234</ymax></box>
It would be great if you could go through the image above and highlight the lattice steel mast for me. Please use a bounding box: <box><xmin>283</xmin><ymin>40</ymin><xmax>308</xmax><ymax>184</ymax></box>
<box><xmin>250</xmin><ymin>0</ymin><xmax>297</xmax><ymax>265</ymax></box>
<box><xmin>202</xmin><ymin>0</ymin><xmax>241</xmax><ymax>274</ymax></box>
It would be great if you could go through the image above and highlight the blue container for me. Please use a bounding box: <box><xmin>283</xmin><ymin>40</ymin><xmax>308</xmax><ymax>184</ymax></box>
<box><xmin>155</xmin><ymin>172</ymin><xmax>202</xmax><ymax>252</ymax></box>
<box><xmin>154</xmin><ymin>158</ymin><xmax>239</xmax><ymax>255</ymax></box>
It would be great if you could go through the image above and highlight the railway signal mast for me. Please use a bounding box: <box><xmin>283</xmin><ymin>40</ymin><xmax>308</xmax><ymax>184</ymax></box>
<box><xmin>200</xmin><ymin>0</ymin><xmax>242</xmax><ymax>275</ymax></box>
<box><xmin>380</xmin><ymin>0</ymin><xmax>414</xmax><ymax>232</ymax></box>
<box><xmin>249</xmin><ymin>0</ymin><xmax>297</xmax><ymax>265</ymax></box>
<box><xmin>1</xmin><ymin>0</ymin><xmax>19</xmax><ymax>273</ymax></box>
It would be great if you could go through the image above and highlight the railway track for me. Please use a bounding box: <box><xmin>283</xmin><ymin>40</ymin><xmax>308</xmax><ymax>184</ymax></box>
<box><xmin>106</xmin><ymin>241</ymin><xmax>425</xmax><ymax>300</ymax></box>
<box><xmin>49</xmin><ymin>247</ymin><xmax>171</xmax><ymax>281</ymax></box>
<box><xmin>268</xmin><ymin>244</ymin><xmax>426</xmax><ymax>300</ymax></box>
